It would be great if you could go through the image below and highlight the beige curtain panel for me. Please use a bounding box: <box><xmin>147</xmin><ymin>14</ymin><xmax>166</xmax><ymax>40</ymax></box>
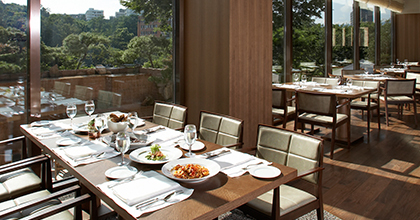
<box><xmin>355</xmin><ymin>0</ymin><xmax>404</xmax><ymax>13</ymax></box>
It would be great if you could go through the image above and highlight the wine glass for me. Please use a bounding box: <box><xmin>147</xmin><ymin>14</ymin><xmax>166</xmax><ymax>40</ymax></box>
<box><xmin>301</xmin><ymin>74</ymin><xmax>307</xmax><ymax>83</ymax></box>
<box><xmin>85</xmin><ymin>100</ymin><xmax>95</xmax><ymax>119</ymax></box>
<box><xmin>347</xmin><ymin>78</ymin><xmax>352</xmax><ymax>87</ymax></box>
<box><xmin>115</xmin><ymin>132</ymin><xmax>131</xmax><ymax>166</ymax></box>
<box><xmin>293</xmin><ymin>73</ymin><xmax>300</xmax><ymax>84</ymax></box>
<box><xmin>66</xmin><ymin>103</ymin><xmax>77</xmax><ymax>129</ymax></box>
<box><xmin>128</xmin><ymin>112</ymin><xmax>138</xmax><ymax>132</ymax></box>
<box><xmin>184</xmin><ymin>124</ymin><xmax>197</xmax><ymax>158</ymax></box>
<box><xmin>95</xmin><ymin>113</ymin><xmax>107</xmax><ymax>134</ymax></box>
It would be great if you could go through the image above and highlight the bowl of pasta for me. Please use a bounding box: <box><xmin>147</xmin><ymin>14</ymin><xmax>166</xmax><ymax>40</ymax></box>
<box><xmin>161</xmin><ymin>158</ymin><xmax>221</xmax><ymax>183</ymax></box>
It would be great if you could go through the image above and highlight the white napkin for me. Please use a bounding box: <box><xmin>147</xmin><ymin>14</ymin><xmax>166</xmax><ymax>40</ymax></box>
<box><xmin>55</xmin><ymin>98</ymin><xmax>85</xmax><ymax>106</ymax></box>
<box><xmin>200</xmin><ymin>148</ymin><xmax>271</xmax><ymax>177</ymax></box>
<box><xmin>63</xmin><ymin>141</ymin><xmax>115</xmax><ymax>159</ymax></box>
<box><xmin>30</xmin><ymin>123</ymin><xmax>72</xmax><ymax>139</ymax></box>
<box><xmin>149</xmin><ymin>128</ymin><xmax>184</xmax><ymax>147</ymax></box>
<box><xmin>113</xmin><ymin>171</ymin><xmax>181</xmax><ymax>206</ymax></box>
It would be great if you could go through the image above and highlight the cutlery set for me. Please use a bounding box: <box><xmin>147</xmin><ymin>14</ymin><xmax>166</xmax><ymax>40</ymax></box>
<box><xmin>135</xmin><ymin>189</ymin><xmax>184</xmax><ymax>210</ymax></box>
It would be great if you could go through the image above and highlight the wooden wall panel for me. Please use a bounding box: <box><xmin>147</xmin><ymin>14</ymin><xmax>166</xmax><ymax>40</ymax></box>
<box><xmin>229</xmin><ymin>0</ymin><xmax>272</xmax><ymax>148</ymax></box>
<box><xmin>395</xmin><ymin>14</ymin><xmax>420</xmax><ymax>62</ymax></box>
<box><xmin>182</xmin><ymin>0</ymin><xmax>272</xmax><ymax>149</ymax></box>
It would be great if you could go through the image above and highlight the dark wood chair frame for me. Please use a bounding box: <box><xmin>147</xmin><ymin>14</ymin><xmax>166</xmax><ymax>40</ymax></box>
<box><xmin>294</xmin><ymin>90</ymin><xmax>350</xmax><ymax>159</ymax></box>
<box><xmin>272</xmin><ymin>87</ymin><xmax>296</xmax><ymax>128</ymax></box>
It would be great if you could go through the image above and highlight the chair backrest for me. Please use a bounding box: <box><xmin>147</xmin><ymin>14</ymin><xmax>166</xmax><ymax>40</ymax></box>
<box><xmin>384</xmin><ymin>79</ymin><xmax>416</xmax><ymax>96</ymax></box>
<box><xmin>373</xmin><ymin>65</ymin><xmax>391</xmax><ymax>72</ymax></box>
<box><xmin>97</xmin><ymin>90</ymin><xmax>121</xmax><ymax>109</ymax></box>
<box><xmin>73</xmin><ymin>85</ymin><xmax>93</xmax><ymax>101</ymax></box>
<box><xmin>198</xmin><ymin>111</ymin><xmax>243</xmax><ymax>148</ymax></box>
<box><xmin>407</xmin><ymin>65</ymin><xmax>420</xmax><ymax>70</ymax></box>
<box><xmin>311</xmin><ymin>77</ymin><xmax>326</xmax><ymax>84</ymax></box>
<box><xmin>341</xmin><ymin>69</ymin><xmax>365</xmax><ymax>77</ymax></box>
<box><xmin>326</xmin><ymin>78</ymin><xmax>339</xmax><ymax>86</ymax></box>
<box><xmin>152</xmin><ymin>101</ymin><xmax>187</xmax><ymax>130</ymax></box>
<box><xmin>352</xmin><ymin>80</ymin><xmax>380</xmax><ymax>89</ymax></box>
<box><xmin>272</xmin><ymin>88</ymin><xmax>286</xmax><ymax>109</ymax></box>
<box><xmin>296</xmin><ymin>90</ymin><xmax>337</xmax><ymax>116</ymax></box>
<box><xmin>53</xmin><ymin>81</ymin><xmax>71</xmax><ymax>97</ymax></box>
<box><xmin>405</xmin><ymin>72</ymin><xmax>420</xmax><ymax>82</ymax></box>
<box><xmin>256</xmin><ymin>124</ymin><xmax>323</xmax><ymax>184</ymax></box>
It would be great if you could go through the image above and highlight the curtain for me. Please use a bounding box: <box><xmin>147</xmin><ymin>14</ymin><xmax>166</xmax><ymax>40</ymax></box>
<box><xmin>355</xmin><ymin>0</ymin><xmax>404</xmax><ymax>13</ymax></box>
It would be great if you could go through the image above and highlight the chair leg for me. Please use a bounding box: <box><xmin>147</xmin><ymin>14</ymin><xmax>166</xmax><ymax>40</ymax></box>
<box><xmin>413</xmin><ymin>101</ymin><xmax>418</xmax><ymax>126</ymax></box>
<box><xmin>330</xmin><ymin>127</ymin><xmax>335</xmax><ymax>159</ymax></box>
<box><xmin>367</xmin><ymin>107</ymin><xmax>371</xmax><ymax>140</ymax></box>
<box><xmin>385</xmin><ymin>102</ymin><xmax>389</xmax><ymax>126</ymax></box>
<box><xmin>316</xmin><ymin>207</ymin><xmax>324</xmax><ymax>220</ymax></box>
<box><xmin>377</xmin><ymin>102</ymin><xmax>381</xmax><ymax>130</ymax></box>
<box><xmin>347</xmin><ymin>120</ymin><xmax>351</xmax><ymax>148</ymax></box>
<box><xmin>301</xmin><ymin>123</ymin><xmax>305</xmax><ymax>133</ymax></box>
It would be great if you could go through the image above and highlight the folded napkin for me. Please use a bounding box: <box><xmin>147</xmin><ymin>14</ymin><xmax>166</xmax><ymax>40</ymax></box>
<box><xmin>55</xmin><ymin>98</ymin><xmax>85</xmax><ymax>106</ymax></box>
<box><xmin>200</xmin><ymin>148</ymin><xmax>271</xmax><ymax>177</ymax></box>
<box><xmin>30</xmin><ymin>123</ymin><xmax>72</xmax><ymax>139</ymax></box>
<box><xmin>322</xmin><ymin>89</ymin><xmax>345</xmax><ymax>94</ymax></box>
<box><xmin>63</xmin><ymin>141</ymin><xmax>114</xmax><ymax>160</ymax></box>
<box><xmin>149</xmin><ymin>128</ymin><xmax>183</xmax><ymax>147</ymax></box>
<box><xmin>113</xmin><ymin>171</ymin><xmax>181</xmax><ymax>206</ymax></box>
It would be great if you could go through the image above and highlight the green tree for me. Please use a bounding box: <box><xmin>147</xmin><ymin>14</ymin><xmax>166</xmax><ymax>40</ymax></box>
<box><xmin>62</xmin><ymin>32</ymin><xmax>110</xmax><ymax>69</ymax></box>
<box><xmin>123</xmin><ymin>35</ymin><xmax>170</xmax><ymax>68</ymax></box>
<box><xmin>111</xmin><ymin>27</ymin><xmax>134</xmax><ymax>50</ymax></box>
<box><xmin>0</xmin><ymin>26</ymin><xmax>26</xmax><ymax>74</ymax></box>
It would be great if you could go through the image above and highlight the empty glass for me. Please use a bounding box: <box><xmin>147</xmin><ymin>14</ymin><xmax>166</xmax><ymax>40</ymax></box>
<box><xmin>66</xmin><ymin>103</ymin><xmax>77</xmax><ymax>129</ymax></box>
<box><xmin>347</xmin><ymin>78</ymin><xmax>352</xmax><ymax>87</ymax></box>
<box><xmin>293</xmin><ymin>73</ymin><xmax>300</xmax><ymax>84</ymax></box>
<box><xmin>301</xmin><ymin>74</ymin><xmax>307</xmax><ymax>83</ymax></box>
<box><xmin>184</xmin><ymin>124</ymin><xmax>197</xmax><ymax>158</ymax></box>
<box><xmin>95</xmin><ymin>113</ymin><xmax>107</xmax><ymax>134</ymax></box>
<box><xmin>85</xmin><ymin>100</ymin><xmax>95</xmax><ymax>118</ymax></box>
<box><xmin>128</xmin><ymin>112</ymin><xmax>138</xmax><ymax>132</ymax></box>
<box><xmin>115</xmin><ymin>132</ymin><xmax>131</xmax><ymax>166</ymax></box>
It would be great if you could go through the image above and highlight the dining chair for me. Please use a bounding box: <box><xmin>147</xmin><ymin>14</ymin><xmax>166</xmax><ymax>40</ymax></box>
<box><xmin>407</xmin><ymin>65</ymin><xmax>420</xmax><ymax>71</ymax></box>
<box><xmin>380</xmin><ymin>79</ymin><xmax>418</xmax><ymax>126</ymax></box>
<box><xmin>53</xmin><ymin>81</ymin><xmax>71</xmax><ymax>97</ymax></box>
<box><xmin>373</xmin><ymin>64</ymin><xmax>391</xmax><ymax>73</ymax></box>
<box><xmin>341</xmin><ymin>69</ymin><xmax>365</xmax><ymax>77</ymax></box>
<box><xmin>73</xmin><ymin>85</ymin><xmax>94</xmax><ymax>101</ymax></box>
<box><xmin>0</xmin><ymin>155</ymin><xmax>95</xmax><ymax>219</ymax></box>
<box><xmin>311</xmin><ymin>77</ymin><xmax>326</xmax><ymax>84</ymax></box>
<box><xmin>142</xmin><ymin>101</ymin><xmax>188</xmax><ymax>131</ymax></box>
<box><xmin>294</xmin><ymin>90</ymin><xmax>350</xmax><ymax>159</ymax></box>
<box><xmin>272</xmin><ymin>87</ymin><xmax>296</xmax><ymax>128</ymax></box>
<box><xmin>244</xmin><ymin>124</ymin><xmax>324</xmax><ymax>220</ymax></box>
<box><xmin>405</xmin><ymin>71</ymin><xmax>420</xmax><ymax>102</ymax></box>
<box><xmin>350</xmin><ymin>80</ymin><xmax>381</xmax><ymax>140</ymax></box>
<box><xmin>97</xmin><ymin>90</ymin><xmax>122</xmax><ymax>110</ymax></box>
<box><xmin>198</xmin><ymin>110</ymin><xmax>244</xmax><ymax>149</ymax></box>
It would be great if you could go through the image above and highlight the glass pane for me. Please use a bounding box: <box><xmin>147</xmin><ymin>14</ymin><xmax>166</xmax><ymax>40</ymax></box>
<box><xmin>272</xmin><ymin>0</ymin><xmax>284</xmax><ymax>83</ymax></box>
<box><xmin>0</xmin><ymin>0</ymin><xmax>28</xmax><ymax>161</ymax></box>
<box><xmin>359</xmin><ymin>3</ymin><xmax>374</xmax><ymax>73</ymax></box>
<box><xmin>380</xmin><ymin>8</ymin><xmax>392</xmax><ymax>65</ymax></box>
<box><xmin>292</xmin><ymin>0</ymin><xmax>325</xmax><ymax>80</ymax></box>
<box><xmin>40</xmin><ymin>0</ymin><xmax>174</xmax><ymax>123</ymax></box>
<box><xmin>332</xmin><ymin>0</ymin><xmax>354</xmax><ymax>76</ymax></box>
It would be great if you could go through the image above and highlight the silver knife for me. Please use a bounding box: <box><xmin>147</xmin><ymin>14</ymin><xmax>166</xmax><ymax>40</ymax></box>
<box><xmin>204</xmin><ymin>150</ymin><xmax>231</xmax><ymax>159</ymax></box>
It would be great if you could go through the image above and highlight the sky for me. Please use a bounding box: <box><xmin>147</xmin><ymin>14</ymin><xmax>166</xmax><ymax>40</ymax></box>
<box><xmin>2</xmin><ymin>0</ymin><xmax>126</xmax><ymax>19</ymax></box>
<box><xmin>3</xmin><ymin>0</ymin><xmax>392</xmax><ymax>22</ymax></box>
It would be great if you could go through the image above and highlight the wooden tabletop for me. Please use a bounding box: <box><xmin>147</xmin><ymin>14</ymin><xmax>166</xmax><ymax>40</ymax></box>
<box><xmin>273</xmin><ymin>82</ymin><xmax>377</xmax><ymax>99</ymax></box>
<box><xmin>21</xmin><ymin>115</ymin><xmax>297</xmax><ymax>220</ymax></box>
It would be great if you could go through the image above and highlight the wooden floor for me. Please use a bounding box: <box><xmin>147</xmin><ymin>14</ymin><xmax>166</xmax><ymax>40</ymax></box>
<box><xmin>284</xmin><ymin>103</ymin><xmax>420</xmax><ymax>220</ymax></box>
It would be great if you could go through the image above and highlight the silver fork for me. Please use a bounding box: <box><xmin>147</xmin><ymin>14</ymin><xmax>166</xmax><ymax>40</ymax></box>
<box><xmin>74</xmin><ymin>151</ymin><xmax>106</xmax><ymax>162</ymax></box>
<box><xmin>136</xmin><ymin>189</ymin><xmax>184</xmax><ymax>210</ymax></box>
<box><xmin>107</xmin><ymin>171</ymin><xmax>144</xmax><ymax>188</ymax></box>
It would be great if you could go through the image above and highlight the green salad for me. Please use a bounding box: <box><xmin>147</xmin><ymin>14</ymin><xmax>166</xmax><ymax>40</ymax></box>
<box><xmin>145</xmin><ymin>144</ymin><xmax>166</xmax><ymax>161</ymax></box>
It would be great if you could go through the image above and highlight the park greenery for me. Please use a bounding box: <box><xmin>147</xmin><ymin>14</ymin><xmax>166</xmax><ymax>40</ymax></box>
<box><xmin>0</xmin><ymin>0</ymin><xmax>391</xmax><ymax>76</ymax></box>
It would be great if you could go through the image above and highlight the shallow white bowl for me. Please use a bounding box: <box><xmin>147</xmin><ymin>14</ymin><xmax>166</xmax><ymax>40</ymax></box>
<box><xmin>107</xmin><ymin>120</ymin><xmax>128</xmax><ymax>133</ymax></box>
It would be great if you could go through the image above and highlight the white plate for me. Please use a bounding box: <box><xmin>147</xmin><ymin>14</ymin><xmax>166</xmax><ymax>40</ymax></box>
<box><xmin>31</xmin><ymin>121</ymin><xmax>51</xmax><ymax>127</ymax></box>
<box><xmin>74</xmin><ymin>124</ymin><xmax>89</xmax><ymax>133</ymax></box>
<box><xmin>103</xmin><ymin>135</ymin><xmax>156</xmax><ymax>147</ymax></box>
<box><xmin>162</xmin><ymin>158</ymin><xmax>220</xmax><ymax>183</ymax></box>
<box><xmin>179</xmin><ymin>141</ymin><xmax>205</xmax><ymax>151</ymax></box>
<box><xmin>105</xmin><ymin>166</ymin><xmax>138</xmax><ymax>179</ymax></box>
<box><xmin>56</xmin><ymin>137</ymin><xmax>82</xmax><ymax>146</ymax></box>
<box><xmin>249</xmin><ymin>166</ymin><xmax>281</xmax><ymax>179</ymax></box>
<box><xmin>129</xmin><ymin>147</ymin><xmax>183</xmax><ymax>164</ymax></box>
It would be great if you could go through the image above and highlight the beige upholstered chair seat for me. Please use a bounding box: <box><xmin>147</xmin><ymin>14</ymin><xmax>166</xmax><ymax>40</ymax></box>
<box><xmin>0</xmin><ymin>190</ymin><xmax>73</xmax><ymax>220</ymax></box>
<box><xmin>380</xmin><ymin>96</ymin><xmax>414</xmax><ymax>102</ymax></box>
<box><xmin>350</xmin><ymin>100</ymin><xmax>378</xmax><ymax>108</ymax></box>
<box><xmin>361</xmin><ymin>93</ymin><xmax>379</xmax><ymax>99</ymax></box>
<box><xmin>247</xmin><ymin>185</ymin><xmax>317</xmax><ymax>217</ymax></box>
<box><xmin>272</xmin><ymin>106</ymin><xmax>296</xmax><ymax>116</ymax></box>
<box><xmin>298</xmin><ymin>113</ymin><xmax>348</xmax><ymax>124</ymax></box>
<box><xmin>0</xmin><ymin>168</ymin><xmax>41</xmax><ymax>201</ymax></box>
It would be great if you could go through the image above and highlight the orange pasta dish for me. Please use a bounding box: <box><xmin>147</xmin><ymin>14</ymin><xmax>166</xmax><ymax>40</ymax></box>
<box><xmin>171</xmin><ymin>164</ymin><xmax>210</xmax><ymax>179</ymax></box>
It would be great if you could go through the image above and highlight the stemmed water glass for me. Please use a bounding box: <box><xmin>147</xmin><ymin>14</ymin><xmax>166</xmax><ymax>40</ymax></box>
<box><xmin>115</xmin><ymin>132</ymin><xmax>131</xmax><ymax>166</ymax></box>
<box><xmin>301</xmin><ymin>74</ymin><xmax>307</xmax><ymax>84</ymax></box>
<box><xmin>184</xmin><ymin>124</ymin><xmax>197</xmax><ymax>158</ymax></box>
<box><xmin>85</xmin><ymin>100</ymin><xmax>95</xmax><ymax>119</ymax></box>
<box><xmin>293</xmin><ymin>73</ymin><xmax>300</xmax><ymax>84</ymax></box>
<box><xmin>347</xmin><ymin>78</ymin><xmax>353</xmax><ymax>87</ymax></box>
<box><xmin>128</xmin><ymin>112</ymin><xmax>138</xmax><ymax>132</ymax></box>
<box><xmin>95</xmin><ymin>113</ymin><xmax>107</xmax><ymax>134</ymax></box>
<box><xmin>66</xmin><ymin>103</ymin><xmax>77</xmax><ymax>129</ymax></box>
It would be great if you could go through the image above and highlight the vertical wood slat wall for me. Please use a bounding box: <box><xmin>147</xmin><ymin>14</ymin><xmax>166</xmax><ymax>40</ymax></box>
<box><xmin>395</xmin><ymin>14</ymin><xmax>420</xmax><ymax>62</ymax></box>
<box><xmin>181</xmin><ymin>0</ymin><xmax>272</xmax><ymax>149</ymax></box>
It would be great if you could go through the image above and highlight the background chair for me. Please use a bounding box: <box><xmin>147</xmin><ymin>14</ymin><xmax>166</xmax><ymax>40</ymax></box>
<box><xmin>143</xmin><ymin>101</ymin><xmax>188</xmax><ymax>130</ymax></box>
<box><xmin>405</xmin><ymin>70</ymin><xmax>420</xmax><ymax>102</ymax></box>
<box><xmin>380</xmin><ymin>79</ymin><xmax>417</xmax><ymax>126</ymax></box>
<box><xmin>53</xmin><ymin>81</ymin><xmax>71</xmax><ymax>97</ymax></box>
<box><xmin>341</xmin><ymin>69</ymin><xmax>365</xmax><ymax>77</ymax></box>
<box><xmin>272</xmin><ymin>87</ymin><xmax>296</xmax><ymax>128</ymax></box>
<box><xmin>97</xmin><ymin>90</ymin><xmax>121</xmax><ymax>110</ymax></box>
<box><xmin>73</xmin><ymin>85</ymin><xmax>94</xmax><ymax>101</ymax></box>
<box><xmin>350</xmin><ymin>80</ymin><xmax>381</xmax><ymax>140</ymax></box>
<box><xmin>311</xmin><ymin>77</ymin><xmax>326</xmax><ymax>84</ymax></box>
<box><xmin>294</xmin><ymin>90</ymin><xmax>350</xmax><ymax>159</ymax></box>
<box><xmin>407</xmin><ymin>65</ymin><xmax>420</xmax><ymax>71</ymax></box>
<box><xmin>243</xmin><ymin>124</ymin><xmax>324</xmax><ymax>220</ymax></box>
<box><xmin>198</xmin><ymin>110</ymin><xmax>244</xmax><ymax>149</ymax></box>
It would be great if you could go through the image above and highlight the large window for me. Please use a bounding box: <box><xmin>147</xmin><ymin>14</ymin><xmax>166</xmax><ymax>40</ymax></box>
<box><xmin>380</xmin><ymin>8</ymin><xmax>392</xmax><ymax>65</ymax></box>
<box><xmin>272</xmin><ymin>0</ymin><xmax>285</xmax><ymax>83</ymax></box>
<box><xmin>359</xmin><ymin>3</ymin><xmax>375</xmax><ymax>72</ymax></box>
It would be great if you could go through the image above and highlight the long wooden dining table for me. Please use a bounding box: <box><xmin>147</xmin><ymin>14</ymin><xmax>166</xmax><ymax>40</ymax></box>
<box><xmin>20</xmin><ymin>114</ymin><xmax>297</xmax><ymax>220</ymax></box>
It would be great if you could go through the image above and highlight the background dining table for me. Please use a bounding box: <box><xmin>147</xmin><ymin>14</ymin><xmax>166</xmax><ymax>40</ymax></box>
<box><xmin>20</xmin><ymin>113</ymin><xmax>297</xmax><ymax>220</ymax></box>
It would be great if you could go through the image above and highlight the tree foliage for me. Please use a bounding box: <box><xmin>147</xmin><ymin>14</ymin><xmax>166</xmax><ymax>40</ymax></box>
<box><xmin>123</xmin><ymin>35</ymin><xmax>171</xmax><ymax>68</ymax></box>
